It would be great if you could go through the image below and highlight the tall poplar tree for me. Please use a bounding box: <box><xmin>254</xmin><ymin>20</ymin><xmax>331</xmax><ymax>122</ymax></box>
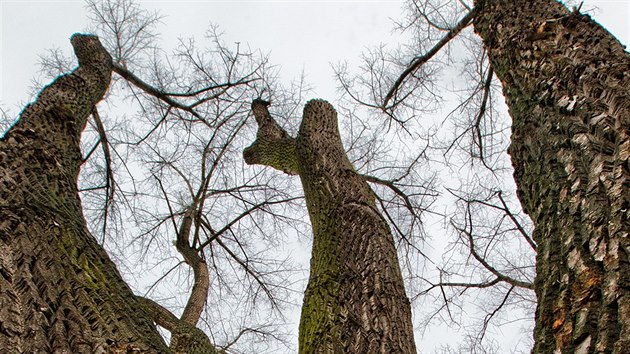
<box><xmin>0</xmin><ymin>33</ymin><xmax>222</xmax><ymax>354</ymax></box>
<box><xmin>244</xmin><ymin>99</ymin><xmax>417</xmax><ymax>353</ymax></box>
<box><xmin>372</xmin><ymin>0</ymin><xmax>630</xmax><ymax>352</ymax></box>
<box><xmin>473</xmin><ymin>1</ymin><xmax>630</xmax><ymax>352</ymax></box>
<box><xmin>0</xmin><ymin>34</ymin><xmax>169</xmax><ymax>353</ymax></box>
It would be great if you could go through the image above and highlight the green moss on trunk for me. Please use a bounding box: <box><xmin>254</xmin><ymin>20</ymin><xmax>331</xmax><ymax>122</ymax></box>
<box><xmin>244</xmin><ymin>99</ymin><xmax>416</xmax><ymax>353</ymax></box>
<box><xmin>0</xmin><ymin>34</ymin><xmax>169</xmax><ymax>353</ymax></box>
<box><xmin>474</xmin><ymin>1</ymin><xmax>630</xmax><ymax>352</ymax></box>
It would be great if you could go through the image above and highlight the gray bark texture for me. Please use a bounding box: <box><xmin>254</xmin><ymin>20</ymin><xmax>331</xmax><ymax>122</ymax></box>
<box><xmin>473</xmin><ymin>1</ymin><xmax>630</xmax><ymax>353</ymax></box>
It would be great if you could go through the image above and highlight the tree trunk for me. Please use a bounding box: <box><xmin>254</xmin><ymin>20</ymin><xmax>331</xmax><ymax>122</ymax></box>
<box><xmin>244</xmin><ymin>99</ymin><xmax>417</xmax><ymax>353</ymax></box>
<box><xmin>473</xmin><ymin>1</ymin><xmax>630</xmax><ymax>353</ymax></box>
<box><xmin>0</xmin><ymin>34</ymin><xmax>169</xmax><ymax>353</ymax></box>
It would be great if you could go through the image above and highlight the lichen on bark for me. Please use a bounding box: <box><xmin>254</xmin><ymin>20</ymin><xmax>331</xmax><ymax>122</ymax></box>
<box><xmin>0</xmin><ymin>34</ymin><xmax>169</xmax><ymax>353</ymax></box>
<box><xmin>473</xmin><ymin>1</ymin><xmax>630</xmax><ymax>353</ymax></box>
<box><xmin>244</xmin><ymin>99</ymin><xmax>416</xmax><ymax>353</ymax></box>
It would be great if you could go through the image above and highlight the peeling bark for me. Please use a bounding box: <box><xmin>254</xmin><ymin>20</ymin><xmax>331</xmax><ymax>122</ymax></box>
<box><xmin>244</xmin><ymin>99</ymin><xmax>416</xmax><ymax>353</ymax></box>
<box><xmin>0</xmin><ymin>34</ymin><xmax>169</xmax><ymax>353</ymax></box>
<box><xmin>473</xmin><ymin>1</ymin><xmax>630</xmax><ymax>353</ymax></box>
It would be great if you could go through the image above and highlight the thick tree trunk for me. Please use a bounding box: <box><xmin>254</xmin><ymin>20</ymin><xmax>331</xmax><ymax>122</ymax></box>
<box><xmin>244</xmin><ymin>99</ymin><xmax>417</xmax><ymax>353</ymax></box>
<box><xmin>0</xmin><ymin>34</ymin><xmax>169</xmax><ymax>353</ymax></box>
<box><xmin>473</xmin><ymin>1</ymin><xmax>630</xmax><ymax>353</ymax></box>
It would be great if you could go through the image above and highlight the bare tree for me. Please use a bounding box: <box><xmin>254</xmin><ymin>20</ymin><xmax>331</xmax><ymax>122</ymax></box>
<box><xmin>12</xmin><ymin>0</ymin><xmax>605</xmax><ymax>352</ymax></box>
<box><xmin>244</xmin><ymin>98</ymin><xmax>420</xmax><ymax>353</ymax></box>
<box><xmin>340</xmin><ymin>0</ymin><xmax>630</xmax><ymax>353</ymax></box>
<box><xmin>73</xmin><ymin>1</ymin><xmax>439</xmax><ymax>352</ymax></box>
<box><xmin>2</xmin><ymin>0</ymin><xmax>312</xmax><ymax>352</ymax></box>
<box><xmin>0</xmin><ymin>33</ymin><xmax>172</xmax><ymax>353</ymax></box>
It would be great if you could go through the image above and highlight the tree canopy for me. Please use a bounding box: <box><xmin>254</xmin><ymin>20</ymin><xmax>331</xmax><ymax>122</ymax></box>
<box><xmin>1</xmin><ymin>0</ymin><xmax>628</xmax><ymax>353</ymax></box>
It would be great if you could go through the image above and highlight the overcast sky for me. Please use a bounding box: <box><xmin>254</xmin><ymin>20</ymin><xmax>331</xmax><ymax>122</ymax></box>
<box><xmin>1</xmin><ymin>0</ymin><xmax>629</xmax><ymax>352</ymax></box>
<box><xmin>2</xmin><ymin>0</ymin><xmax>627</xmax><ymax>115</ymax></box>
<box><xmin>1</xmin><ymin>0</ymin><xmax>408</xmax><ymax>113</ymax></box>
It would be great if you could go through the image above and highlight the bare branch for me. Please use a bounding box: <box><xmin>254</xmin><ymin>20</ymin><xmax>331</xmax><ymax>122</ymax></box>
<box><xmin>90</xmin><ymin>106</ymin><xmax>115</xmax><ymax>243</ymax></box>
<box><xmin>112</xmin><ymin>63</ymin><xmax>204</xmax><ymax>119</ymax></box>
<box><xmin>383</xmin><ymin>9</ymin><xmax>476</xmax><ymax>108</ymax></box>
<box><xmin>453</xmin><ymin>203</ymin><xmax>534</xmax><ymax>290</ymax></box>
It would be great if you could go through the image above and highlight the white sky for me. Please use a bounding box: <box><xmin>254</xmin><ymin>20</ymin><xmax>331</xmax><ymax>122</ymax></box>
<box><xmin>3</xmin><ymin>1</ymin><xmax>625</xmax><ymax>113</ymax></box>
<box><xmin>1</xmin><ymin>0</ymin><xmax>410</xmax><ymax>112</ymax></box>
<box><xmin>1</xmin><ymin>0</ymin><xmax>629</xmax><ymax>352</ymax></box>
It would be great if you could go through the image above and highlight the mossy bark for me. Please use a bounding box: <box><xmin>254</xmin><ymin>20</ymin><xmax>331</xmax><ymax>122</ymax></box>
<box><xmin>473</xmin><ymin>1</ymin><xmax>630</xmax><ymax>353</ymax></box>
<box><xmin>245</xmin><ymin>99</ymin><xmax>416</xmax><ymax>353</ymax></box>
<box><xmin>0</xmin><ymin>34</ymin><xmax>169</xmax><ymax>353</ymax></box>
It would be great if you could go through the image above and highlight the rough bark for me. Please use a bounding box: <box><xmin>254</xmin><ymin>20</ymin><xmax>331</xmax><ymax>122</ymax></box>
<box><xmin>473</xmin><ymin>1</ymin><xmax>630</xmax><ymax>353</ymax></box>
<box><xmin>0</xmin><ymin>34</ymin><xmax>169</xmax><ymax>353</ymax></box>
<box><xmin>137</xmin><ymin>297</ymin><xmax>221</xmax><ymax>354</ymax></box>
<box><xmin>244</xmin><ymin>99</ymin><xmax>416</xmax><ymax>353</ymax></box>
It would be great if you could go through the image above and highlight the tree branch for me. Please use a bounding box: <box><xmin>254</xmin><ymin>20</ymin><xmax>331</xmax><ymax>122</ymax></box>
<box><xmin>112</xmin><ymin>63</ymin><xmax>204</xmax><ymax>119</ymax></box>
<box><xmin>454</xmin><ymin>207</ymin><xmax>534</xmax><ymax>290</ymax></box>
<box><xmin>90</xmin><ymin>106</ymin><xmax>116</xmax><ymax>244</ymax></box>
<box><xmin>243</xmin><ymin>99</ymin><xmax>299</xmax><ymax>175</ymax></box>
<box><xmin>384</xmin><ymin>9</ymin><xmax>476</xmax><ymax>108</ymax></box>
<box><xmin>176</xmin><ymin>207</ymin><xmax>210</xmax><ymax>326</ymax></box>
